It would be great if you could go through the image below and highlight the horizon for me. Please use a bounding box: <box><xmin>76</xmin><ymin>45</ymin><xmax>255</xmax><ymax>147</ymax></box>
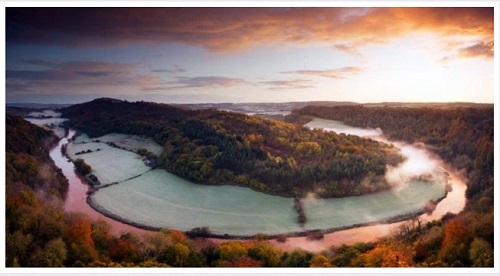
<box><xmin>5</xmin><ymin>7</ymin><xmax>495</xmax><ymax>104</ymax></box>
<box><xmin>5</xmin><ymin>96</ymin><xmax>495</xmax><ymax>107</ymax></box>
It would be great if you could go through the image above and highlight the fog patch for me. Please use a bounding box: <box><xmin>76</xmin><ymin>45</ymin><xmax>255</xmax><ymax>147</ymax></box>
<box><xmin>305</xmin><ymin>118</ymin><xmax>383</xmax><ymax>138</ymax></box>
<box><xmin>383</xmin><ymin>141</ymin><xmax>441</xmax><ymax>186</ymax></box>
<box><xmin>306</xmin><ymin>118</ymin><xmax>443</xmax><ymax>187</ymax></box>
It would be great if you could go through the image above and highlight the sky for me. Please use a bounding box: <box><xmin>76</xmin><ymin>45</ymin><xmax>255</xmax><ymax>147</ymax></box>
<box><xmin>5</xmin><ymin>7</ymin><xmax>495</xmax><ymax>104</ymax></box>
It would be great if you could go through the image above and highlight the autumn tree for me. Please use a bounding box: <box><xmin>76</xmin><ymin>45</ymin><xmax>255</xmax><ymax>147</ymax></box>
<box><xmin>158</xmin><ymin>243</ymin><xmax>191</xmax><ymax>267</ymax></box>
<box><xmin>438</xmin><ymin>218</ymin><xmax>473</xmax><ymax>266</ymax></box>
<box><xmin>63</xmin><ymin>213</ymin><xmax>98</xmax><ymax>266</ymax></box>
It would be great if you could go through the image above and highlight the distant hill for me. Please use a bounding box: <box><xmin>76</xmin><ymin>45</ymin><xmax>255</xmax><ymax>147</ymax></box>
<box><xmin>61</xmin><ymin>98</ymin><xmax>403</xmax><ymax>198</ymax></box>
<box><xmin>361</xmin><ymin>102</ymin><xmax>493</xmax><ymax>109</ymax></box>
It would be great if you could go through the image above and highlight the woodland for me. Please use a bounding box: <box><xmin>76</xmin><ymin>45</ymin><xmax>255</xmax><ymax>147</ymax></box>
<box><xmin>5</xmin><ymin>101</ymin><xmax>494</xmax><ymax>267</ymax></box>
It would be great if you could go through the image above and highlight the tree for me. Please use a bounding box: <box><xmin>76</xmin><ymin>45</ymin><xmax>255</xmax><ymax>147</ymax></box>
<box><xmin>469</xmin><ymin>238</ymin><xmax>493</xmax><ymax>267</ymax></box>
<box><xmin>281</xmin><ymin>249</ymin><xmax>312</xmax><ymax>267</ymax></box>
<box><xmin>91</xmin><ymin>219</ymin><xmax>114</xmax><ymax>254</ymax></box>
<box><xmin>438</xmin><ymin>218</ymin><xmax>473</xmax><ymax>266</ymax></box>
<box><xmin>63</xmin><ymin>214</ymin><xmax>97</xmax><ymax>266</ymax></box>
<box><xmin>217</xmin><ymin>241</ymin><xmax>248</xmax><ymax>265</ymax></box>
<box><xmin>5</xmin><ymin>231</ymin><xmax>33</xmax><ymax>267</ymax></box>
<box><xmin>159</xmin><ymin>243</ymin><xmax>191</xmax><ymax>267</ymax></box>
<box><xmin>356</xmin><ymin>241</ymin><xmax>414</xmax><ymax>267</ymax></box>
<box><xmin>310</xmin><ymin>254</ymin><xmax>333</xmax><ymax>267</ymax></box>
<box><xmin>74</xmin><ymin>158</ymin><xmax>92</xmax><ymax>175</ymax></box>
<box><xmin>41</xmin><ymin>238</ymin><xmax>68</xmax><ymax>267</ymax></box>
<box><xmin>108</xmin><ymin>237</ymin><xmax>140</xmax><ymax>264</ymax></box>
<box><xmin>247</xmin><ymin>242</ymin><xmax>282</xmax><ymax>267</ymax></box>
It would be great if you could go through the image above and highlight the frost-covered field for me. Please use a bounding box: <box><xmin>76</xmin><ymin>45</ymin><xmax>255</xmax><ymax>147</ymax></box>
<box><xmin>303</xmin><ymin>180</ymin><xmax>446</xmax><ymax>230</ymax></box>
<box><xmin>67</xmin><ymin>137</ymin><xmax>151</xmax><ymax>185</ymax></box>
<box><xmin>91</xmin><ymin>169</ymin><xmax>301</xmax><ymax>236</ymax></box>
<box><xmin>90</xmin><ymin>169</ymin><xmax>445</xmax><ymax>236</ymax></box>
<box><xmin>25</xmin><ymin>116</ymin><xmax>68</xmax><ymax>138</ymax></box>
<box><xmin>94</xmin><ymin>133</ymin><xmax>162</xmax><ymax>156</ymax></box>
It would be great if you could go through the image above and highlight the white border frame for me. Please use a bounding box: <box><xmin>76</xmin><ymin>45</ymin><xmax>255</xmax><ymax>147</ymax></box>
<box><xmin>1</xmin><ymin>1</ymin><xmax>498</xmax><ymax>275</ymax></box>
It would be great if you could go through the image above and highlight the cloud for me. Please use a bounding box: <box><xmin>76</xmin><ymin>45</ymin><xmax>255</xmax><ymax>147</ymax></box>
<box><xmin>6</xmin><ymin>8</ymin><xmax>493</xmax><ymax>53</ymax></box>
<box><xmin>152</xmin><ymin>65</ymin><xmax>186</xmax><ymax>73</ymax></box>
<box><xmin>7</xmin><ymin>59</ymin><xmax>162</xmax><ymax>94</ymax></box>
<box><xmin>258</xmin><ymin>79</ymin><xmax>315</xmax><ymax>90</ymax></box>
<box><xmin>458</xmin><ymin>40</ymin><xmax>493</xmax><ymax>59</ymax></box>
<box><xmin>25</xmin><ymin>59</ymin><xmax>61</xmax><ymax>68</ymax></box>
<box><xmin>7</xmin><ymin>58</ymin><xmax>247</xmax><ymax>94</ymax></box>
<box><xmin>439</xmin><ymin>39</ymin><xmax>493</xmax><ymax>62</ymax></box>
<box><xmin>281</xmin><ymin>67</ymin><xmax>365</xmax><ymax>79</ymax></box>
<box><xmin>166</xmin><ymin>76</ymin><xmax>248</xmax><ymax>89</ymax></box>
<box><xmin>8</xmin><ymin>60</ymin><xmax>135</xmax><ymax>81</ymax></box>
<box><xmin>333</xmin><ymin>44</ymin><xmax>358</xmax><ymax>54</ymax></box>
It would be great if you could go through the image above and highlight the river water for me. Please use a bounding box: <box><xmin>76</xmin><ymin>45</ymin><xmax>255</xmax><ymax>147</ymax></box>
<box><xmin>50</xmin><ymin>130</ymin><xmax>149</xmax><ymax>235</ymax></box>
<box><xmin>42</xmin><ymin>115</ymin><xmax>466</xmax><ymax>249</ymax></box>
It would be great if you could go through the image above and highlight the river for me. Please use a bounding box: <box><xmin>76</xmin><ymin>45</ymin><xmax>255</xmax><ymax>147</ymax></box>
<box><xmin>50</xmin><ymin>130</ymin><xmax>150</xmax><ymax>235</ymax></box>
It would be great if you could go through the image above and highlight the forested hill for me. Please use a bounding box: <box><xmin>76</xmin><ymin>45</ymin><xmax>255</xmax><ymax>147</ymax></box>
<box><xmin>6</xmin><ymin>114</ymin><xmax>68</xmax><ymax>198</ymax></box>
<box><xmin>61</xmin><ymin>98</ymin><xmax>403</xmax><ymax>198</ymax></box>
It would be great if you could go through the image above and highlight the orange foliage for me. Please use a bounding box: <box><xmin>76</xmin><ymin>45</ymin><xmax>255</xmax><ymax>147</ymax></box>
<box><xmin>108</xmin><ymin>238</ymin><xmax>139</xmax><ymax>263</ymax></box>
<box><xmin>358</xmin><ymin>241</ymin><xmax>414</xmax><ymax>267</ymax></box>
<box><xmin>442</xmin><ymin>218</ymin><xmax>473</xmax><ymax>248</ymax></box>
<box><xmin>64</xmin><ymin>215</ymin><xmax>94</xmax><ymax>248</ymax></box>
<box><xmin>221</xmin><ymin>257</ymin><xmax>262</xmax><ymax>267</ymax></box>
<box><xmin>169</xmin><ymin>230</ymin><xmax>187</xmax><ymax>243</ymax></box>
<box><xmin>63</xmin><ymin>214</ymin><xmax>98</xmax><ymax>264</ymax></box>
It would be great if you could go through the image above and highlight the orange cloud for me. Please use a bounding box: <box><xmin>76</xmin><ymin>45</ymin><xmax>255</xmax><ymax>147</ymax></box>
<box><xmin>7</xmin><ymin>7</ymin><xmax>493</xmax><ymax>55</ymax></box>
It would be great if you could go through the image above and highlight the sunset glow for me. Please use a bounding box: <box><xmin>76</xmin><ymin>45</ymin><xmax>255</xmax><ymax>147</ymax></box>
<box><xmin>5</xmin><ymin>6</ymin><xmax>495</xmax><ymax>104</ymax></box>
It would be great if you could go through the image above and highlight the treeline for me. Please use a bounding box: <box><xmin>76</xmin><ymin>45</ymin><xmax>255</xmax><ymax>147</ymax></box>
<box><xmin>285</xmin><ymin>105</ymin><xmax>494</xmax><ymax>266</ymax></box>
<box><xmin>60</xmin><ymin>98</ymin><xmax>404</xmax><ymax>198</ymax></box>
